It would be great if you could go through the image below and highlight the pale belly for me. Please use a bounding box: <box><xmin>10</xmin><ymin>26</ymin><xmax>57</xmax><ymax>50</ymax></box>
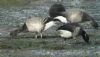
<box><xmin>58</xmin><ymin>30</ymin><xmax>72</xmax><ymax>38</ymax></box>
<box><xmin>68</xmin><ymin>13</ymin><xmax>82</xmax><ymax>23</ymax></box>
<box><xmin>67</xmin><ymin>9</ymin><xmax>83</xmax><ymax>23</ymax></box>
<box><xmin>25</xmin><ymin>17</ymin><xmax>44</xmax><ymax>32</ymax></box>
<box><xmin>26</xmin><ymin>22</ymin><xmax>44</xmax><ymax>32</ymax></box>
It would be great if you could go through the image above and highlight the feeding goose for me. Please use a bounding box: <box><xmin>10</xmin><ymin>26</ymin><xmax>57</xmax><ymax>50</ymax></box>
<box><xmin>10</xmin><ymin>17</ymin><xmax>59</xmax><ymax>38</ymax></box>
<box><xmin>57</xmin><ymin>23</ymin><xmax>89</xmax><ymax>43</ymax></box>
<box><xmin>49</xmin><ymin>4</ymin><xmax>98</xmax><ymax>29</ymax></box>
<box><xmin>53</xmin><ymin>16</ymin><xmax>89</xmax><ymax>43</ymax></box>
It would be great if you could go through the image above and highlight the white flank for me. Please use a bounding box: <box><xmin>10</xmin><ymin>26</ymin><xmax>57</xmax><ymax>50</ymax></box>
<box><xmin>54</xmin><ymin>16</ymin><xmax>69</xmax><ymax>23</ymax></box>
<box><xmin>58</xmin><ymin>30</ymin><xmax>72</xmax><ymax>38</ymax></box>
<box><xmin>44</xmin><ymin>21</ymin><xmax>56</xmax><ymax>31</ymax></box>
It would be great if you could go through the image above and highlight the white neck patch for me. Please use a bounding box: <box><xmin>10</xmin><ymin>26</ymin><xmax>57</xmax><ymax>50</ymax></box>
<box><xmin>44</xmin><ymin>21</ymin><xmax>56</xmax><ymax>31</ymax></box>
<box><xmin>54</xmin><ymin>16</ymin><xmax>69</xmax><ymax>23</ymax></box>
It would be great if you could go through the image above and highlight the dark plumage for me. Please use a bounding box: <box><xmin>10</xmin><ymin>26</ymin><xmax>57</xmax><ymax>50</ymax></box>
<box><xmin>49</xmin><ymin>3</ymin><xmax>65</xmax><ymax>17</ymax></box>
<box><xmin>82</xmin><ymin>12</ymin><xmax>98</xmax><ymax>29</ymax></box>
<box><xmin>79</xmin><ymin>28</ymin><xmax>89</xmax><ymax>43</ymax></box>
<box><xmin>10</xmin><ymin>23</ymin><xmax>27</xmax><ymax>37</ymax></box>
<box><xmin>57</xmin><ymin>23</ymin><xmax>89</xmax><ymax>43</ymax></box>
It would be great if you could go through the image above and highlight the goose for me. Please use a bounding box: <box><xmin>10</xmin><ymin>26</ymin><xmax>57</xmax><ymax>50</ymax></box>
<box><xmin>49</xmin><ymin>4</ymin><xmax>98</xmax><ymax>29</ymax></box>
<box><xmin>10</xmin><ymin>17</ymin><xmax>58</xmax><ymax>38</ymax></box>
<box><xmin>57</xmin><ymin>23</ymin><xmax>89</xmax><ymax>43</ymax></box>
<box><xmin>53</xmin><ymin>16</ymin><xmax>89</xmax><ymax>43</ymax></box>
<box><xmin>43</xmin><ymin>16</ymin><xmax>89</xmax><ymax>43</ymax></box>
<box><xmin>10</xmin><ymin>17</ymin><xmax>62</xmax><ymax>38</ymax></box>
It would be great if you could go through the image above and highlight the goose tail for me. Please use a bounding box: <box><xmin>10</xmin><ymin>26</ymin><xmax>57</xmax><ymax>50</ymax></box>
<box><xmin>80</xmin><ymin>29</ymin><xmax>89</xmax><ymax>43</ymax></box>
<box><xmin>83</xmin><ymin>12</ymin><xmax>98</xmax><ymax>29</ymax></box>
<box><xmin>91</xmin><ymin>20</ymin><xmax>98</xmax><ymax>29</ymax></box>
<box><xmin>10</xmin><ymin>23</ymin><xmax>27</xmax><ymax>37</ymax></box>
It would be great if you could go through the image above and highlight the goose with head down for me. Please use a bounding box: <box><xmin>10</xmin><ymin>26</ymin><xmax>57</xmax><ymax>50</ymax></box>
<box><xmin>10</xmin><ymin>17</ymin><xmax>58</xmax><ymax>38</ymax></box>
<box><xmin>57</xmin><ymin>23</ymin><xmax>89</xmax><ymax>43</ymax></box>
<box><xmin>53</xmin><ymin>16</ymin><xmax>89</xmax><ymax>43</ymax></box>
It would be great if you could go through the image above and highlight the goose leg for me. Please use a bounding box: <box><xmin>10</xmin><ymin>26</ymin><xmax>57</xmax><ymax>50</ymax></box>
<box><xmin>63</xmin><ymin>38</ymin><xmax>71</xmax><ymax>45</ymax></box>
<box><xmin>40</xmin><ymin>33</ymin><xmax>43</xmax><ymax>39</ymax></box>
<box><xmin>35</xmin><ymin>34</ymin><xmax>38</xmax><ymax>39</ymax></box>
<box><xmin>35</xmin><ymin>32</ymin><xmax>38</xmax><ymax>39</ymax></box>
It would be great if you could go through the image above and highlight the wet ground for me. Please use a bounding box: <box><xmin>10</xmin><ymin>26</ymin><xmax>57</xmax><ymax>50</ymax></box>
<box><xmin>0</xmin><ymin>0</ymin><xmax>100</xmax><ymax>57</ymax></box>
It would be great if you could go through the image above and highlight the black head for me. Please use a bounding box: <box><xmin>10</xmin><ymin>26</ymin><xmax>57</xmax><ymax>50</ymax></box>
<box><xmin>51</xmin><ymin>3</ymin><xmax>65</xmax><ymax>11</ymax></box>
<box><xmin>49</xmin><ymin>3</ymin><xmax>66</xmax><ymax>17</ymax></box>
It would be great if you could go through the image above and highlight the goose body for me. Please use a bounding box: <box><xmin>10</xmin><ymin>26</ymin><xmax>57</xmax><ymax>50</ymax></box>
<box><xmin>10</xmin><ymin>17</ymin><xmax>57</xmax><ymax>38</ymax></box>
<box><xmin>49</xmin><ymin>4</ymin><xmax>98</xmax><ymax>29</ymax></box>
<box><xmin>26</xmin><ymin>17</ymin><xmax>44</xmax><ymax>33</ymax></box>
<box><xmin>65</xmin><ymin>9</ymin><xmax>83</xmax><ymax>23</ymax></box>
<box><xmin>61</xmin><ymin>9</ymin><xmax>98</xmax><ymax>29</ymax></box>
<box><xmin>57</xmin><ymin>23</ymin><xmax>89</xmax><ymax>43</ymax></box>
<box><xmin>53</xmin><ymin>15</ymin><xmax>90</xmax><ymax>43</ymax></box>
